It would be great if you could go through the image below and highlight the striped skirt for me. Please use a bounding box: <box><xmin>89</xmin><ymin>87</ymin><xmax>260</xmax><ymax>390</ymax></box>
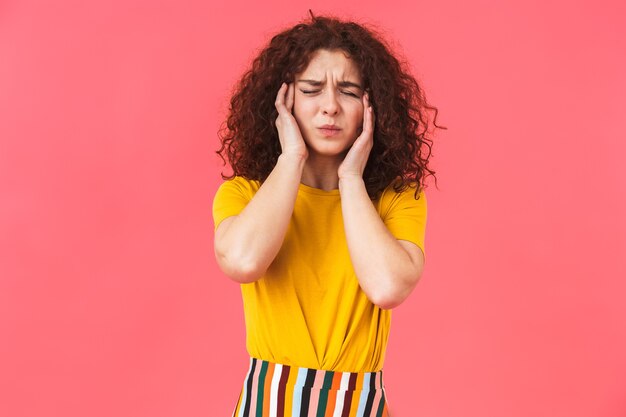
<box><xmin>232</xmin><ymin>357</ymin><xmax>390</xmax><ymax>417</ymax></box>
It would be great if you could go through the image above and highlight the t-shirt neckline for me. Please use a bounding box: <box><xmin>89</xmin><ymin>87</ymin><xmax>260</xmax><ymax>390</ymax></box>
<box><xmin>298</xmin><ymin>182</ymin><xmax>340</xmax><ymax>196</ymax></box>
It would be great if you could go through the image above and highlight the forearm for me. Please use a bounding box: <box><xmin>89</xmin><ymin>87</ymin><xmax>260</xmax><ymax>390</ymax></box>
<box><xmin>339</xmin><ymin>176</ymin><xmax>417</xmax><ymax>309</ymax></box>
<box><xmin>219</xmin><ymin>154</ymin><xmax>305</xmax><ymax>282</ymax></box>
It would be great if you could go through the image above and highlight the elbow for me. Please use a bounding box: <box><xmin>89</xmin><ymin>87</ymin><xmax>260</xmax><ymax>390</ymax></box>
<box><xmin>369</xmin><ymin>274</ymin><xmax>422</xmax><ymax>310</ymax></box>
<box><xmin>368</xmin><ymin>284</ymin><xmax>402</xmax><ymax>310</ymax></box>
<box><xmin>371</xmin><ymin>293</ymin><xmax>402</xmax><ymax>310</ymax></box>
<box><xmin>228</xmin><ymin>262</ymin><xmax>265</xmax><ymax>284</ymax></box>
<box><xmin>215</xmin><ymin>248</ymin><xmax>265</xmax><ymax>284</ymax></box>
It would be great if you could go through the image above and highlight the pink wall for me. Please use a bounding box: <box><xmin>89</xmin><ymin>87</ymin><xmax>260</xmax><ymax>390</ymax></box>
<box><xmin>1</xmin><ymin>1</ymin><xmax>625</xmax><ymax>416</ymax></box>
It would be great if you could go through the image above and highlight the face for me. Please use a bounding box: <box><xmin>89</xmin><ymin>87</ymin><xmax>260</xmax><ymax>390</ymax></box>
<box><xmin>293</xmin><ymin>49</ymin><xmax>365</xmax><ymax>158</ymax></box>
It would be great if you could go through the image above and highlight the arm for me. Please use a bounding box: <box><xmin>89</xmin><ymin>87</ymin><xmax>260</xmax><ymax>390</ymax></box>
<box><xmin>214</xmin><ymin>154</ymin><xmax>305</xmax><ymax>283</ymax></box>
<box><xmin>336</xmin><ymin>92</ymin><xmax>424</xmax><ymax>309</ymax></box>
<box><xmin>339</xmin><ymin>176</ymin><xmax>425</xmax><ymax>309</ymax></box>
<box><xmin>215</xmin><ymin>82</ymin><xmax>309</xmax><ymax>283</ymax></box>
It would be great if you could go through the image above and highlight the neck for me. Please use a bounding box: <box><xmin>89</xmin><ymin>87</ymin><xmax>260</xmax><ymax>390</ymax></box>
<box><xmin>300</xmin><ymin>152</ymin><xmax>346</xmax><ymax>191</ymax></box>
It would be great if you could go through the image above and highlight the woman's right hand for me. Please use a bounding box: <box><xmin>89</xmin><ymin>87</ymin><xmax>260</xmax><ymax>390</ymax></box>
<box><xmin>274</xmin><ymin>82</ymin><xmax>308</xmax><ymax>161</ymax></box>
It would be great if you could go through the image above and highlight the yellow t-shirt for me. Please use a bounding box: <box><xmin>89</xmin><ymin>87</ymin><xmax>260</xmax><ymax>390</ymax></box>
<box><xmin>212</xmin><ymin>176</ymin><xmax>427</xmax><ymax>372</ymax></box>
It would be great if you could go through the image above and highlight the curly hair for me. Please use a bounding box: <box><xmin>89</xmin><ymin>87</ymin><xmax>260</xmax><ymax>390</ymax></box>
<box><xmin>216</xmin><ymin>10</ymin><xmax>446</xmax><ymax>200</ymax></box>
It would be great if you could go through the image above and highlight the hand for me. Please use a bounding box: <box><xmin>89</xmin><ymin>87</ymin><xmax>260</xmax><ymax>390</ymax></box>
<box><xmin>338</xmin><ymin>91</ymin><xmax>375</xmax><ymax>180</ymax></box>
<box><xmin>274</xmin><ymin>82</ymin><xmax>308</xmax><ymax>161</ymax></box>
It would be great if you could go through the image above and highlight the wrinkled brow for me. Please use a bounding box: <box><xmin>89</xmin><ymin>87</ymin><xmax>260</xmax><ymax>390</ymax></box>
<box><xmin>297</xmin><ymin>79</ymin><xmax>363</xmax><ymax>90</ymax></box>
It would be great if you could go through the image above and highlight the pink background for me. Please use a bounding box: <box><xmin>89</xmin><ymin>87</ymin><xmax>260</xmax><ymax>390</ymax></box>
<box><xmin>1</xmin><ymin>0</ymin><xmax>625</xmax><ymax>416</ymax></box>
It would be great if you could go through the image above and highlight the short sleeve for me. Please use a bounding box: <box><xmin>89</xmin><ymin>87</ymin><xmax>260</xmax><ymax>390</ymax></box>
<box><xmin>381</xmin><ymin>184</ymin><xmax>428</xmax><ymax>257</ymax></box>
<box><xmin>212</xmin><ymin>176</ymin><xmax>258</xmax><ymax>232</ymax></box>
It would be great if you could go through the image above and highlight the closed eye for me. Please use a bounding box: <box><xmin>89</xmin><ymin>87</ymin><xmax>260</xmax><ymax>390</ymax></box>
<box><xmin>300</xmin><ymin>90</ymin><xmax>359</xmax><ymax>98</ymax></box>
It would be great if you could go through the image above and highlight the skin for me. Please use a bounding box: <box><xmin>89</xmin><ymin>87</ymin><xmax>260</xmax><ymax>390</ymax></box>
<box><xmin>291</xmin><ymin>48</ymin><xmax>369</xmax><ymax>191</ymax></box>
<box><xmin>214</xmin><ymin>48</ymin><xmax>425</xmax><ymax>309</ymax></box>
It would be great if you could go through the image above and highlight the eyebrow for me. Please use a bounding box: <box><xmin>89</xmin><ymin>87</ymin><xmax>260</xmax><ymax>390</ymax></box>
<box><xmin>297</xmin><ymin>79</ymin><xmax>363</xmax><ymax>90</ymax></box>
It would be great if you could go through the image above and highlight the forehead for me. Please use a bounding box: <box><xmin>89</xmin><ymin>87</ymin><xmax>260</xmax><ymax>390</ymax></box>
<box><xmin>298</xmin><ymin>49</ymin><xmax>362</xmax><ymax>82</ymax></box>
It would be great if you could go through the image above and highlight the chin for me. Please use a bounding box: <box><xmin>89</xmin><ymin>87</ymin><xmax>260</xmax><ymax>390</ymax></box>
<box><xmin>307</xmin><ymin>142</ymin><xmax>351</xmax><ymax>156</ymax></box>
<box><xmin>302</xmin><ymin>132</ymin><xmax>354</xmax><ymax>154</ymax></box>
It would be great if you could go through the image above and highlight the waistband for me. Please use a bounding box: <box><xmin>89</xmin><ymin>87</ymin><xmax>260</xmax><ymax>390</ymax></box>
<box><xmin>244</xmin><ymin>356</ymin><xmax>386</xmax><ymax>391</ymax></box>
<box><xmin>233</xmin><ymin>357</ymin><xmax>389</xmax><ymax>417</ymax></box>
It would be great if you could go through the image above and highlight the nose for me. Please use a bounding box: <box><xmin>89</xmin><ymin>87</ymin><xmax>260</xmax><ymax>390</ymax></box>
<box><xmin>321</xmin><ymin>88</ymin><xmax>339</xmax><ymax>116</ymax></box>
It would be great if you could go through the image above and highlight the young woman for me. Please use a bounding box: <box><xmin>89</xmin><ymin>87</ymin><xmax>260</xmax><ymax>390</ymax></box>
<box><xmin>213</xmin><ymin>11</ymin><xmax>443</xmax><ymax>417</ymax></box>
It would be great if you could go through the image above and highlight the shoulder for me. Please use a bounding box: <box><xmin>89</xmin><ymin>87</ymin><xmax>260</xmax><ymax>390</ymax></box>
<box><xmin>376</xmin><ymin>178</ymin><xmax>428</xmax><ymax>257</ymax></box>
<box><xmin>376</xmin><ymin>178</ymin><xmax>426</xmax><ymax>217</ymax></box>
<box><xmin>215</xmin><ymin>175</ymin><xmax>261</xmax><ymax>196</ymax></box>
<box><xmin>213</xmin><ymin>176</ymin><xmax>262</xmax><ymax>212</ymax></box>
<box><xmin>212</xmin><ymin>176</ymin><xmax>262</xmax><ymax>232</ymax></box>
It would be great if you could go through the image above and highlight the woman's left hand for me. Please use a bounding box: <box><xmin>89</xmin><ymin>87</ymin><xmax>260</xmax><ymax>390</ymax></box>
<box><xmin>337</xmin><ymin>91</ymin><xmax>375</xmax><ymax>180</ymax></box>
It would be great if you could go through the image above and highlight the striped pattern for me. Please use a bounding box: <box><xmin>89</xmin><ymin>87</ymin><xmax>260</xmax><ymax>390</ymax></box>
<box><xmin>232</xmin><ymin>357</ymin><xmax>390</xmax><ymax>417</ymax></box>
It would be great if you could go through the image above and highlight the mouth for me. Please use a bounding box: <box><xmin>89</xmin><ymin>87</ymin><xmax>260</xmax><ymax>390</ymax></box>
<box><xmin>317</xmin><ymin>127</ymin><xmax>342</xmax><ymax>137</ymax></box>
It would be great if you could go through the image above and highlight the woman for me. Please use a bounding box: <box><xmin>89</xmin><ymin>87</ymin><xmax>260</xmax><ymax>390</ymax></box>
<box><xmin>213</xmin><ymin>10</ymin><xmax>443</xmax><ymax>417</ymax></box>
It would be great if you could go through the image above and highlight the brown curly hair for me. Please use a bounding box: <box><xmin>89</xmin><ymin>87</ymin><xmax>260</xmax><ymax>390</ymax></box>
<box><xmin>216</xmin><ymin>10</ymin><xmax>446</xmax><ymax>200</ymax></box>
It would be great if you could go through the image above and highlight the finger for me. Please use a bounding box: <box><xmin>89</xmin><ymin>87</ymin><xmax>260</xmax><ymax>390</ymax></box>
<box><xmin>363</xmin><ymin>92</ymin><xmax>373</xmax><ymax>126</ymax></box>
<box><xmin>275</xmin><ymin>82</ymin><xmax>287</xmax><ymax>111</ymax></box>
<box><xmin>285</xmin><ymin>82</ymin><xmax>294</xmax><ymax>112</ymax></box>
<box><xmin>367</xmin><ymin>106</ymin><xmax>374</xmax><ymax>135</ymax></box>
<box><xmin>363</xmin><ymin>100</ymin><xmax>372</xmax><ymax>130</ymax></box>
<box><xmin>358</xmin><ymin>93</ymin><xmax>367</xmax><ymax>131</ymax></box>
<box><xmin>362</xmin><ymin>106</ymin><xmax>373</xmax><ymax>137</ymax></box>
